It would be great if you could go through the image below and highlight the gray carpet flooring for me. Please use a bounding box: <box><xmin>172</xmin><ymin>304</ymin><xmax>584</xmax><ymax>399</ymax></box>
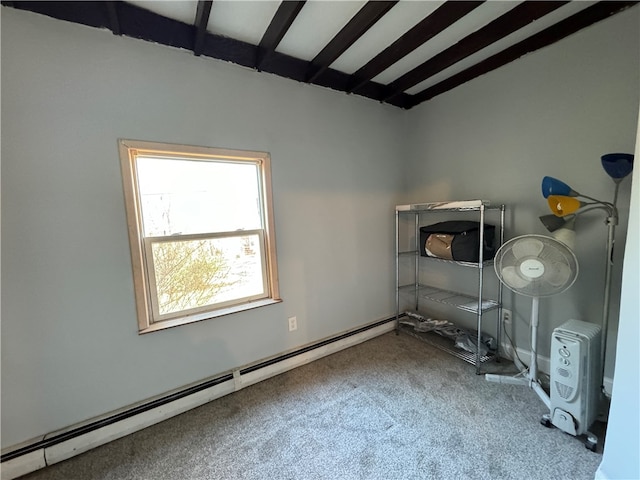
<box><xmin>21</xmin><ymin>331</ymin><xmax>603</xmax><ymax>480</ymax></box>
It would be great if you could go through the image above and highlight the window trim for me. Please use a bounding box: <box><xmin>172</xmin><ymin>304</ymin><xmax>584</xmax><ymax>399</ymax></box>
<box><xmin>119</xmin><ymin>139</ymin><xmax>281</xmax><ymax>334</ymax></box>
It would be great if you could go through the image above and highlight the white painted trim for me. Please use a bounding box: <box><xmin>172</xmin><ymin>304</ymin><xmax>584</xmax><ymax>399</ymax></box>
<box><xmin>594</xmin><ymin>466</ymin><xmax>610</xmax><ymax>480</ymax></box>
<box><xmin>499</xmin><ymin>341</ymin><xmax>551</xmax><ymax>375</ymax></box>
<box><xmin>0</xmin><ymin>450</ymin><xmax>47</xmax><ymax>480</ymax></box>
<box><xmin>44</xmin><ymin>380</ymin><xmax>236</xmax><ymax>466</ymax></box>
<box><xmin>1</xmin><ymin>319</ymin><xmax>395</xmax><ymax>480</ymax></box>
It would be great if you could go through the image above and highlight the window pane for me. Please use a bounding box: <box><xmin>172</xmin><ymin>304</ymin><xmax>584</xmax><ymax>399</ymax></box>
<box><xmin>136</xmin><ymin>157</ymin><xmax>262</xmax><ymax>236</ymax></box>
<box><xmin>150</xmin><ymin>234</ymin><xmax>266</xmax><ymax>317</ymax></box>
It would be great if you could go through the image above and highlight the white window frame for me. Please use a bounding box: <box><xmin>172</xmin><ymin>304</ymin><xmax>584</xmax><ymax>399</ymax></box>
<box><xmin>119</xmin><ymin>139</ymin><xmax>281</xmax><ymax>333</ymax></box>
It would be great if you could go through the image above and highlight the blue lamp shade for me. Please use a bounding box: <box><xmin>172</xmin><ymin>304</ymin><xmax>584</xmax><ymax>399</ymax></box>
<box><xmin>541</xmin><ymin>176</ymin><xmax>575</xmax><ymax>199</ymax></box>
<box><xmin>601</xmin><ymin>153</ymin><xmax>634</xmax><ymax>180</ymax></box>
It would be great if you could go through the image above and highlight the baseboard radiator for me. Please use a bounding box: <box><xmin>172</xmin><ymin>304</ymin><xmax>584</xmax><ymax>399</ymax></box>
<box><xmin>1</xmin><ymin>317</ymin><xmax>395</xmax><ymax>480</ymax></box>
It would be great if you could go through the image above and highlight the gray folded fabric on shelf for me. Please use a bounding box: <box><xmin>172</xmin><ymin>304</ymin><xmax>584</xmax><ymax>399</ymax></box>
<box><xmin>400</xmin><ymin>311</ymin><xmax>496</xmax><ymax>356</ymax></box>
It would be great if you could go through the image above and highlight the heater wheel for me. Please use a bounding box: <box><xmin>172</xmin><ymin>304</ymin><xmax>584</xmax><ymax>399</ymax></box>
<box><xmin>584</xmin><ymin>434</ymin><xmax>598</xmax><ymax>452</ymax></box>
<box><xmin>540</xmin><ymin>414</ymin><xmax>552</xmax><ymax>428</ymax></box>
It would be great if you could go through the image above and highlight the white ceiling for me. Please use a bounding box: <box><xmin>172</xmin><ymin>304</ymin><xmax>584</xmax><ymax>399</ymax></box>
<box><xmin>6</xmin><ymin>0</ymin><xmax>633</xmax><ymax>108</ymax></box>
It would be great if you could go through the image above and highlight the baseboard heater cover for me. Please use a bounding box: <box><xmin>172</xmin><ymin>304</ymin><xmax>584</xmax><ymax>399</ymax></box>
<box><xmin>1</xmin><ymin>317</ymin><xmax>395</xmax><ymax>480</ymax></box>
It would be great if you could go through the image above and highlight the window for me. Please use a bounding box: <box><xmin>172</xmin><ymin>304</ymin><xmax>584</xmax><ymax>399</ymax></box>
<box><xmin>119</xmin><ymin>139</ymin><xmax>280</xmax><ymax>333</ymax></box>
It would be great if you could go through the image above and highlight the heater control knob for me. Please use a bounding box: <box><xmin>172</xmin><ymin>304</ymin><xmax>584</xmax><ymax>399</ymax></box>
<box><xmin>559</xmin><ymin>348</ymin><xmax>570</xmax><ymax>358</ymax></box>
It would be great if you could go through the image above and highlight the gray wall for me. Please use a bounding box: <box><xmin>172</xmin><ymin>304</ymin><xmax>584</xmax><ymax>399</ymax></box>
<box><xmin>1</xmin><ymin>8</ymin><xmax>405</xmax><ymax>448</ymax></box>
<box><xmin>402</xmin><ymin>7</ymin><xmax>639</xmax><ymax>382</ymax></box>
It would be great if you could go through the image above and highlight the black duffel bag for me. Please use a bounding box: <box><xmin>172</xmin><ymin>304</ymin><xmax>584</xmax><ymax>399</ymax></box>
<box><xmin>419</xmin><ymin>221</ymin><xmax>496</xmax><ymax>262</ymax></box>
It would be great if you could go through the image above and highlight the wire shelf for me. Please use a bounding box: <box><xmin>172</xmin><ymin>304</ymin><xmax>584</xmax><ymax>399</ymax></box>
<box><xmin>397</xmin><ymin>321</ymin><xmax>497</xmax><ymax>366</ymax></box>
<box><xmin>398</xmin><ymin>284</ymin><xmax>499</xmax><ymax>314</ymax></box>
<box><xmin>396</xmin><ymin>250</ymin><xmax>494</xmax><ymax>268</ymax></box>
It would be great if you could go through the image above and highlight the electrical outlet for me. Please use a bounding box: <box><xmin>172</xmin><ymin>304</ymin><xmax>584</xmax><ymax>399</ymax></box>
<box><xmin>502</xmin><ymin>309</ymin><xmax>512</xmax><ymax>324</ymax></box>
<box><xmin>288</xmin><ymin>316</ymin><xmax>297</xmax><ymax>332</ymax></box>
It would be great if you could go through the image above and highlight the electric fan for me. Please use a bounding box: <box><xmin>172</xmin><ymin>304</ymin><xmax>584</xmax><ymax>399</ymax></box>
<box><xmin>485</xmin><ymin>234</ymin><xmax>578</xmax><ymax>411</ymax></box>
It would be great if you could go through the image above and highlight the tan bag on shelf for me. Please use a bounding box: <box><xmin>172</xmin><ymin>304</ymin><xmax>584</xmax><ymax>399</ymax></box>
<box><xmin>425</xmin><ymin>233</ymin><xmax>454</xmax><ymax>260</ymax></box>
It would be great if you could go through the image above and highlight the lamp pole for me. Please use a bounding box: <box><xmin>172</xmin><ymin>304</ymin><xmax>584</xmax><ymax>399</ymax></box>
<box><xmin>600</xmin><ymin>212</ymin><xmax>616</xmax><ymax>395</ymax></box>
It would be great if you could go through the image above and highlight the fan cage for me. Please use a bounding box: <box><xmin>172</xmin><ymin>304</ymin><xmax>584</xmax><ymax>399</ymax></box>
<box><xmin>494</xmin><ymin>234</ymin><xmax>578</xmax><ymax>298</ymax></box>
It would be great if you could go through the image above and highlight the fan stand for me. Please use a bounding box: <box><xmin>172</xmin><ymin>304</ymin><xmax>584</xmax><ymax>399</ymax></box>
<box><xmin>485</xmin><ymin>296</ymin><xmax>550</xmax><ymax>410</ymax></box>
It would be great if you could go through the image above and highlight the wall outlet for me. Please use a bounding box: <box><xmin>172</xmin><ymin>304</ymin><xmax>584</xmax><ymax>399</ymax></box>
<box><xmin>502</xmin><ymin>309</ymin><xmax>512</xmax><ymax>325</ymax></box>
<box><xmin>288</xmin><ymin>316</ymin><xmax>297</xmax><ymax>332</ymax></box>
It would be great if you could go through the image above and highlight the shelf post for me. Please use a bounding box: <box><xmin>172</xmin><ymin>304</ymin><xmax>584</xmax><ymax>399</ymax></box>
<box><xmin>476</xmin><ymin>203</ymin><xmax>485</xmax><ymax>374</ymax></box>
<box><xmin>395</xmin><ymin>209</ymin><xmax>400</xmax><ymax>332</ymax></box>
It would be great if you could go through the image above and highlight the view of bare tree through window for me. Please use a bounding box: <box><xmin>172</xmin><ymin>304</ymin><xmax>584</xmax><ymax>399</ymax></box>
<box><xmin>151</xmin><ymin>239</ymin><xmax>233</xmax><ymax>315</ymax></box>
<box><xmin>150</xmin><ymin>234</ymin><xmax>264</xmax><ymax>316</ymax></box>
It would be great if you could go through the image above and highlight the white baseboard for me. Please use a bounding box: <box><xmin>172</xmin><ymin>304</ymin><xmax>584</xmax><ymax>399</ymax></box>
<box><xmin>45</xmin><ymin>380</ymin><xmax>237</xmax><ymax>466</ymax></box>
<box><xmin>1</xmin><ymin>319</ymin><xmax>395</xmax><ymax>480</ymax></box>
<box><xmin>0</xmin><ymin>450</ymin><xmax>47</xmax><ymax>480</ymax></box>
<box><xmin>594</xmin><ymin>466</ymin><xmax>609</xmax><ymax>480</ymax></box>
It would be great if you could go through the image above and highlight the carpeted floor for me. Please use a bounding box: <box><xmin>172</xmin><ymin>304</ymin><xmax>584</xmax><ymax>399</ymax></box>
<box><xmin>21</xmin><ymin>331</ymin><xmax>603</xmax><ymax>480</ymax></box>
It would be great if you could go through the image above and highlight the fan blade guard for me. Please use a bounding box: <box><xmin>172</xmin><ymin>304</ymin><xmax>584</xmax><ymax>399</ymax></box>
<box><xmin>512</xmin><ymin>237</ymin><xmax>544</xmax><ymax>259</ymax></box>
<box><xmin>494</xmin><ymin>234</ymin><xmax>578</xmax><ymax>297</ymax></box>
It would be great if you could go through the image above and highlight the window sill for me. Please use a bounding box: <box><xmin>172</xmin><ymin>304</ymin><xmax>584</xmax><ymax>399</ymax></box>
<box><xmin>138</xmin><ymin>297</ymin><xmax>283</xmax><ymax>334</ymax></box>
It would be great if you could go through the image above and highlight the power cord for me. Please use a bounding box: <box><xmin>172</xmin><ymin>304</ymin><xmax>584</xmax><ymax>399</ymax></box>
<box><xmin>503</xmin><ymin>319</ymin><xmax>527</xmax><ymax>368</ymax></box>
<box><xmin>511</xmin><ymin>313</ymin><xmax>550</xmax><ymax>389</ymax></box>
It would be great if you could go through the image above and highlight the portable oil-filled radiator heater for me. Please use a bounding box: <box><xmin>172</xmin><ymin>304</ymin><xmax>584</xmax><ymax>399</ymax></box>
<box><xmin>543</xmin><ymin>319</ymin><xmax>601</xmax><ymax>449</ymax></box>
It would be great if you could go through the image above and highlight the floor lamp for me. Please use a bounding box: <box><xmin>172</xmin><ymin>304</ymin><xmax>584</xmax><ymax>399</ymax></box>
<box><xmin>539</xmin><ymin>153</ymin><xmax>634</xmax><ymax>396</ymax></box>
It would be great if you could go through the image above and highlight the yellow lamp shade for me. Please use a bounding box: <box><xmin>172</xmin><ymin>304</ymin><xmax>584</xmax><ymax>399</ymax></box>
<box><xmin>548</xmin><ymin>195</ymin><xmax>583</xmax><ymax>217</ymax></box>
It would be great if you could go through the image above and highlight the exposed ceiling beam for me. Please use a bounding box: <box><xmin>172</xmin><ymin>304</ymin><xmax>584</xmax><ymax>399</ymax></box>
<box><xmin>348</xmin><ymin>1</ymin><xmax>484</xmax><ymax>94</ymax></box>
<box><xmin>408</xmin><ymin>1</ymin><xmax>638</xmax><ymax>108</ymax></box>
<box><xmin>118</xmin><ymin>3</ymin><xmax>194</xmax><ymax>50</ymax></box>
<box><xmin>383</xmin><ymin>1</ymin><xmax>569</xmax><ymax>102</ymax></box>
<box><xmin>105</xmin><ymin>1</ymin><xmax>121</xmax><ymax>35</ymax></box>
<box><xmin>305</xmin><ymin>1</ymin><xmax>398</xmax><ymax>84</ymax></box>
<box><xmin>193</xmin><ymin>1</ymin><xmax>213</xmax><ymax>56</ymax></box>
<box><xmin>0</xmin><ymin>1</ymin><xmax>411</xmax><ymax>107</ymax></box>
<box><xmin>2</xmin><ymin>1</ymin><xmax>114</xmax><ymax>29</ymax></box>
<box><xmin>256</xmin><ymin>1</ymin><xmax>306</xmax><ymax>71</ymax></box>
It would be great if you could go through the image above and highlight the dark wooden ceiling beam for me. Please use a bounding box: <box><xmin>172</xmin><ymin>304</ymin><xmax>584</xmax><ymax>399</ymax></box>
<box><xmin>348</xmin><ymin>1</ymin><xmax>484</xmax><ymax>94</ymax></box>
<box><xmin>305</xmin><ymin>1</ymin><xmax>397</xmax><ymax>84</ymax></box>
<box><xmin>118</xmin><ymin>3</ymin><xmax>194</xmax><ymax>50</ymax></box>
<box><xmin>256</xmin><ymin>1</ymin><xmax>306</xmax><ymax>71</ymax></box>
<box><xmin>2</xmin><ymin>1</ymin><xmax>113</xmax><ymax>29</ymax></box>
<box><xmin>259</xmin><ymin>50</ymin><xmax>412</xmax><ymax>108</ymax></box>
<box><xmin>193</xmin><ymin>1</ymin><xmax>213</xmax><ymax>56</ymax></box>
<box><xmin>383</xmin><ymin>1</ymin><xmax>569</xmax><ymax>102</ymax></box>
<box><xmin>105</xmin><ymin>1</ymin><xmax>121</xmax><ymax>35</ymax></box>
<box><xmin>408</xmin><ymin>1</ymin><xmax>638</xmax><ymax>108</ymax></box>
